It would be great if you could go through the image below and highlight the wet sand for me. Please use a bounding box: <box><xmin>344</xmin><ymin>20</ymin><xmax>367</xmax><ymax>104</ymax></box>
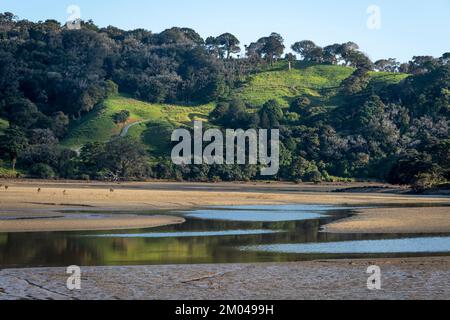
<box><xmin>0</xmin><ymin>180</ymin><xmax>449</xmax><ymax>233</ymax></box>
<box><xmin>323</xmin><ymin>207</ymin><xmax>450</xmax><ymax>234</ymax></box>
<box><xmin>0</xmin><ymin>214</ymin><xmax>185</xmax><ymax>233</ymax></box>
<box><xmin>0</xmin><ymin>257</ymin><xmax>448</xmax><ymax>300</ymax></box>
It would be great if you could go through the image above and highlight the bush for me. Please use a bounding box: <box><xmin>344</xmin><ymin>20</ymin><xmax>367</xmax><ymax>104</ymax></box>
<box><xmin>411</xmin><ymin>172</ymin><xmax>443</xmax><ymax>193</ymax></box>
<box><xmin>29</xmin><ymin>163</ymin><xmax>55</xmax><ymax>179</ymax></box>
<box><xmin>79</xmin><ymin>174</ymin><xmax>90</xmax><ymax>181</ymax></box>
<box><xmin>112</xmin><ymin>110</ymin><xmax>130</xmax><ymax>124</ymax></box>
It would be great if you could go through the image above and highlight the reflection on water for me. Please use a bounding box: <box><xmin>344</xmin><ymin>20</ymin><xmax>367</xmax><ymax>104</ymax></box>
<box><xmin>87</xmin><ymin>229</ymin><xmax>283</xmax><ymax>238</ymax></box>
<box><xmin>182</xmin><ymin>209</ymin><xmax>330</xmax><ymax>222</ymax></box>
<box><xmin>242</xmin><ymin>237</ymin><xmax>450</xmax><ymax>254</ymax></box>
<box><xmin>208</xmin><ymin>205</ymin><xmax>345</xmax><ymax>211</ymax></box>
<box><xmin>0</xmin><ymin>205</ymin><xmax>449</xmax><ymax>268</ymax></box>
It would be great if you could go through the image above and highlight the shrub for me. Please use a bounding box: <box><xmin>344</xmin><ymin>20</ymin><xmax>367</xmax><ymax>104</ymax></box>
<box><xmin>411</xmin><ymin>172</ymin><xmax>443</xmax><ymax>193</ymax></box>
<box><xmin>29</xmin><ymin>163</ymin><xmax>55</xmax><ymax>179</ymax></box>
<box><xmin>112</xmin><ymin>110</ymin><xmax>130</xmax><ymax>124</ymax></box>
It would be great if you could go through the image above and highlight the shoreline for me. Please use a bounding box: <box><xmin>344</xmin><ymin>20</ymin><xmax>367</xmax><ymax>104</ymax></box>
<box><xmin>1</xmin><ymin>257</ymin><xmax>449</xmax><ymax>300</ymax></box>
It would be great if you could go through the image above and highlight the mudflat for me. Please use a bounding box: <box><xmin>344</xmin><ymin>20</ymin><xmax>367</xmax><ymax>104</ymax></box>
<box><xmin>0</xmin><ymin>257</ymin><xmax>448</xmax><ymax>300</ymax></box>
<box><xmin>323</xmin><ymin>207</ymin><xmax>450</xmax><ymax>234</ymax></box>
<box><xmin>0</xmin><ymin>180</ymin><xmax>449</xmax><ymax>233</ymax></box>
<box><xmin>0</xmin><ymin>214</ymin><xmax>185</xmax><ymax>233</ymax></box>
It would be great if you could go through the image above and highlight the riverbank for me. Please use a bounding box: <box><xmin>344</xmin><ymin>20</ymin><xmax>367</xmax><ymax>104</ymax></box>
<box><xmin>0</xmin><ymin>257</ymin><xmax>448</xmax><ymax>300</ymax></box>
<box><xmin>0</xmin><ymin>180</ymin><xmax>449</xmax><ymax>233</ymax></box>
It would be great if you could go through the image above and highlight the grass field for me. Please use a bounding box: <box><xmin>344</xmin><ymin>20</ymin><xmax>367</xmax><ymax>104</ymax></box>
<box><xmin>62</xmin><ymin>95</ymin><xmax>213</xmax><ymax>148</ymax></box>
<box><xmin>236</xmin><ymin>61</ymin><xmax>408</xmax><ymax>108</ymax></box>
<box><xmin>368</xmin><ymin>71</ymin><xmax>410</xmax><ymax>90</ymax></box>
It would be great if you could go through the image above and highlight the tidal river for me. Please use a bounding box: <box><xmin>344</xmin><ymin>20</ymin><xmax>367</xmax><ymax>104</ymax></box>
<box><xmin>1</xmin><ymin>204</ymin><xmax>450</xmax><ymax>268</ymax></box>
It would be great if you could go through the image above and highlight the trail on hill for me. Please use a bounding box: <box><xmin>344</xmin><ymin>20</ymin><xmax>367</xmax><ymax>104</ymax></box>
<box><xmin>120</xmin><ymin>120</ymin><xmax>149</xmax><ymax>137</ymax></box>
<box><xmin>72</xmin><ymin>120</ymin><xmax>150</xmax><ymax>155</ymax></box>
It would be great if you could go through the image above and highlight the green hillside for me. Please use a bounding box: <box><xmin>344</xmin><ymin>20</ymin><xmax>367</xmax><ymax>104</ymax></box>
<box><xmin>62</xmin><ymin>95</ymin><xmax>213</xmax><ymax>148</ymax></box>
<box><xmin>235</xmin><ymin>61</ymin><xmax>408</xmax><ymax>108</ymax></box>
<box><xmin>62</xmin><ymin>63</ymin><xmax>408</xmax><ymax>156</ymax></box>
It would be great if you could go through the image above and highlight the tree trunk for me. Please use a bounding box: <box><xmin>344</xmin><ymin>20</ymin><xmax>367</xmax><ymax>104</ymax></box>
<box><xmin>11</xmin><ymin>157</ymin><xmax>16</xmax><ymax>171</ymax></box>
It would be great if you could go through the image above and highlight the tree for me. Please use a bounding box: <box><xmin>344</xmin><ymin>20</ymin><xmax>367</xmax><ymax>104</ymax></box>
<box><xmin>1</xmin><ymin>98</ymin><xmax>41</xmax><ymax>129</ymax></box>
<box><xmin>340</xmin><ymin>68</ymin><xmax>371</xmax><ymax>95</ymax></box>
<box><xmin>258</xmin><ymin>99</ymin><xmax>283</xmax><ymax>128</ymax></box>
<box><xmin>323</xmin><ymin>44</ymin><xmax>341</xmax><ymax>64</ymax></box>
<box><xmin>51</xmin><ymin>112</ymin><xmax>70</xmax><ymax>138</ymax></box>
<box><xmin>29</xmin><ymin>163</ymin><xmax>55</xmax><ymax>179</ymax></box>
<box><xmin>113</xmin><ymin>110</ymin><xmax>130</xmax><ymax>124</ymax></box>
<box><xmin>292</xmin><ymin>40</ymin><xmax>323</xmax><ymax>62</ymax></box>
<box><xmin>408</xmin><ymin>56</ymin><xmax>439</xmax><ymax>74</ymax></box>
<box><xmin>157</xmin><ymin>27</ymin><xmax>204</xmax><ymax>46</ymax></box>
<box><xmin>337</xmin><ymin>42</ymin><xmax>359</xmax><ymax>66</ymax></box>
<box><xmin>289</xmin><ymin>96</ymin><xmax>311</xmax><ymax>114</ymax></box>
<box><xmin>79</xmin><ymin>142</ymin><xmax>106</xmax><ymax>176</ymax></box>
<box><xmin>440</xmin><ymin>53</ymin><xmax>450</xmax><ymax>66</ymax></box>
<box><xmin>0</xmin><ymin>127</ymin><xmax>28</xmax><ymax>170</ymax></box>
<box><xmin>215</xmin><ymin>33</ymin><xmax>241</xmax><ymax>59</ymax></box>
<box><xmin>374</xmin><ymin>58</ymin><xmax>400</xmax><ymax>72</ymax></box>
<box><xmin>205</xmin><ymin>36</ymin><xmax>222</xmax><ymax>58</ymax></box>
<box><xmin>345</xmin><ymin>51</ymin><xmax>373</xmax><ymax>70</ymax></box>
<box><xmin>103</xmin><ymin>138</ymin><xmax>149</xmax><ymax>179</ymax></box>
<box><xmin>252</xmin><ymin>33</ymin><xmax>285</xmax><ymax>65</ymax></box>
<box><xmin>285</xmin><ymin>53</ymin><xmax>296</xmax><ymax>71</ymax></box>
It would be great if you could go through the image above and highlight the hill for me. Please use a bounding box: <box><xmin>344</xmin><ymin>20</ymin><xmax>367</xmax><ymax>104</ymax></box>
<box><xmin>62</xmin><ymin>95</ymin><xmax>214</xmax><ymax>151</ymax></box>
<box><xmin>62</xmin><ymin>63</ymin><xmax>408</xmax><ymax>156</ymax></box>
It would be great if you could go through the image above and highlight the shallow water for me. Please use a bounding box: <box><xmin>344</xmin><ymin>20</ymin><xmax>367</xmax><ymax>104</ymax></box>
<box><xmin>0</xmin><ymin>204</ymin><xmax>449</xmax><ymax>268</ymax></box>
<box><xmin>242</xmin><ymin>237</ymin><xmax>450</xmax><ymax>254</ymax></box>
<box><xmin>88</xmin><ymin>229</ymin><xmax>283</xmax><ymax>238</ymax></box>
<box><xmin>182</xmin><ymin>209</ymin><xmax>330</xmax><ymax>222</ymax></box>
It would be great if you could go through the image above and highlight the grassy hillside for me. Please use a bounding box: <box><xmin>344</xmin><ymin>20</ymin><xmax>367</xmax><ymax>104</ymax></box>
<box><xmin>62</xmin><ymin>63</ymin><xmax>409</xmax><ymax>155</ymax></box>
<box><xmin>236</xmin><ymin>61</ymin><xmax>408</xmax><ymax>108</ymax></box>
<box><xmin>368</xmin><ymin>71</ymin><xmax>410</xmax><ymax>90</ymax></box>
<box><xmin>62</xmin><ymin>95</ymin><xmax>213</xmax><ymax>148</ymax></box>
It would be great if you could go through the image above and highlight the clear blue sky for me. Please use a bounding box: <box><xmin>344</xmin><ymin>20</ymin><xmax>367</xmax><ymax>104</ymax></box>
<box><xmin>2</xmin><ymin>0</ymin><xmax>449</xmax><ymax>62</ymax></box>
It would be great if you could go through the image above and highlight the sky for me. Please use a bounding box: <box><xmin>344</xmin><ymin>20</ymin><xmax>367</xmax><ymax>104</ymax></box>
<box><xmin>2</xmin><ymin>0</ymin><xmax>450</xmax><ymax>62</ymax></box>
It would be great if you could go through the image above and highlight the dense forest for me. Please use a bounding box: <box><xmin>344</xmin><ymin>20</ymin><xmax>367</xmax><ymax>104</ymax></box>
<box><xmin>0</xmin><ymin>12</ymin><xmax>449</xmax><ymax>191</ymax></box>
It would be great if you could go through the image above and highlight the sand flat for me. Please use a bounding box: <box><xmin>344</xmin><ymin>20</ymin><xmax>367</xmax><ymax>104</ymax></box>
<box><xmin>0</xmin><ymin>181</ymin><xmax>447</xmax><ymax>211</ymax></box>
<box><xmin>0</xmin><ymin>180</ymin><xmax>449</xmax><ymax>233</ymax></box>
<box><xmin>0</xmin><ymin>257</ymin><xmax>448</xmax><ymax>300</ymax></box>
<box><xmin>0</xmin><ymin>214</ymin><xmax>185</xmax><ymax>233</ymax></box>
<box><xmin>323</xmin><ymin>207</ymin><xmax>450</xmax><ymax>234</ymax></box>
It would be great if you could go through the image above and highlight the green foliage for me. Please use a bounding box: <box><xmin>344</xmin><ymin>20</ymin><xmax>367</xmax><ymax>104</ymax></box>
<box><xmin>29</xmin><ymin>163</ymin><xmax>55</xmax><ymax>179</ymax></box>
<box><xmin>0</xmin><ymin>127</ymin><xmax>28</xmax><ymax>170</ymax></box>
<box><xmin>79</xmin><ymin>137</ymin><xmax>150</xmax><ymax>180</ymax></box>
<box><xmin>112</xmin><ymin>110</ymin><xmax>130</xmax><ymax>124</ymax></box>
<box><xmin>0</xmin><ymin>165</ymin><xmax>17</xmax><ymax>178</ymax></box>
<box><xmin>0</xmin><ymin>118</ymin><xmax>8</xmax><ymax>134</ymax></box>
